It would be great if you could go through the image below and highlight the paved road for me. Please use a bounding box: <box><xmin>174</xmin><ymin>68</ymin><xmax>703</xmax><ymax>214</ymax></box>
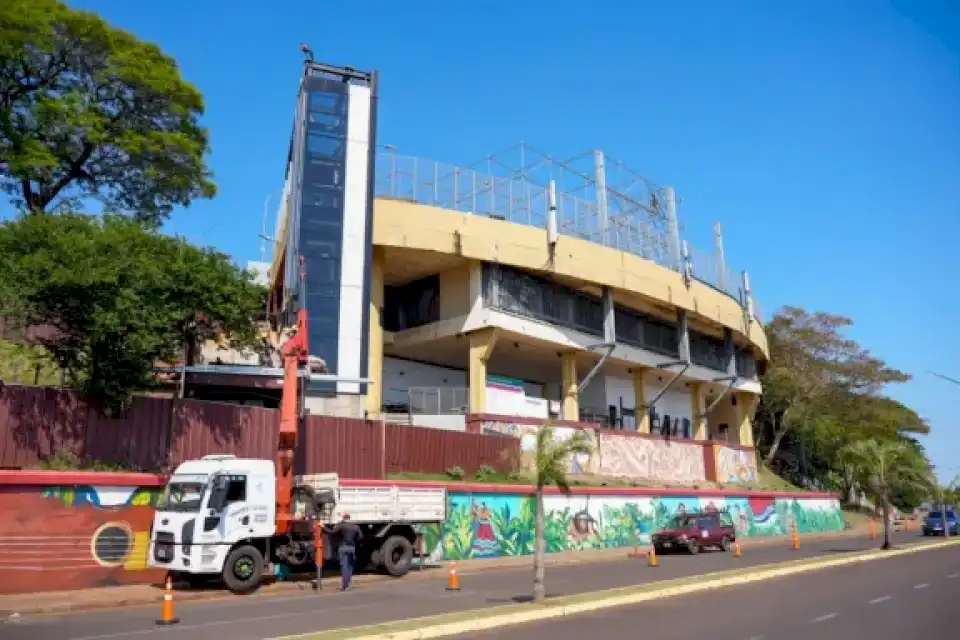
<box><xmin>459</xmin><ymin>539</ymin><xmax>960</xmax><ymax>640</ymax></box>
<box><xmin>0</xmin><ymin>531</ymin><xmax>918</xmax><ymax>640</ymax></box>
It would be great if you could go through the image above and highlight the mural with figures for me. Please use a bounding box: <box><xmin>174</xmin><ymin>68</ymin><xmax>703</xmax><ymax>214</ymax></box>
<box><xmin>0</xmin><ymin>483</ymin><xmax>164</xmax><ymax>595</ymax></box>
<box><xmin>417</xmin><ymin>491</ymin><xmax>845</xmax><ymax>562</ymax></box>
<box><xmin>716</xmin><ymin>447</ymin><xmax>759</xmax><ymax>485</ymax></box>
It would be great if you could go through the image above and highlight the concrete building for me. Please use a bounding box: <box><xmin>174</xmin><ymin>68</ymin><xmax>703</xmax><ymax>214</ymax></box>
<box><xmin>264</xmin><ymin>60</ymin><xmax>768</xmax><ymax>449</ymax></box>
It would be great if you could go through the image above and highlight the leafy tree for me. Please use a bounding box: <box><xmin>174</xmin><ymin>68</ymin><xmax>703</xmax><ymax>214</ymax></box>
<box><xmin>532</xmin><ymin>425</ymin><xmax>593</xmax><ymax>602</ymax></box>
<box><xmin>0</xmin><ymin>0</ymin><xmax>214</xmax><ymax>224</ymax></box>
<box><xmin>843</xmin><ymin>439</ymin><xmax>929</xmax><ymax>549</ymax></box>
<box><xmin>756</xmin><ymin>307</ymin><xmax>910</xmax><ymax>465</ymax></box>
<box><xmin>0</xmin><ymin>213</ymin><xmax>265</xmax><ymax>410</ymax></box>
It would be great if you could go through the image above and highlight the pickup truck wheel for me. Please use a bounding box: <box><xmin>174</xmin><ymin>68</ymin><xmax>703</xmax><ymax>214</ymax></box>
<box><xmin>719</xmin><ymin>536</ymin><xmax>732</xmax><ymax>552</ymax></box>
<box><xmin>222</xmin><ymin>544</ymin><xmax>264</xmax><ymax>594</ymax></box>
<box><xmin>381</xmin><ymin>536</ymin><xmax>414</xmax><ymax>577</ymax></box>
<box><xmin>687</xmin><ymin>540</ymin><xmax>700</xmax><ymax>555</ymax></box>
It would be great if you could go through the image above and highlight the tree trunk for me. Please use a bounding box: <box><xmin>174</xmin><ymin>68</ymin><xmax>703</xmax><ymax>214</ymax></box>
<box><xmin>881</xmin><ymin>495</ymin><xmax>891</xmax><ymax>550</ymax></box>
<box><xmin>763</xmin><ymin>427</ymin><xmax>788</xmax><ymax>465</ymax></box>
<box><xmin>533</xmin><ymin>488</ymin><xmax>546</xmax><ymax>603</ymax></box>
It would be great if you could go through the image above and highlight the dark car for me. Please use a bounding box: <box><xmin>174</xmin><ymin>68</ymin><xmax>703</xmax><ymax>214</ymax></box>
<box><xmin>652</xmin><ymin>511</ymin><xmax>736</xmax><ymax>555</ymax></box>
<box><xmin>922</xmin><ymin>510</ymin><xmax>959</xmax><ymax>536</ymax></box>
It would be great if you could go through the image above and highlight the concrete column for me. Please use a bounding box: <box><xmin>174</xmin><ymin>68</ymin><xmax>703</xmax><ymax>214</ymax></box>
<box><xmin>735</xmin><ymin>392</ymin><xmax>759</xmax><ymax>447</ymax></box>
<box><xmin>690</xmin><ymin>382</ymin><xmax>708</xmax><ymax>441</ymax></box>
<box><xmin>632</xmin><ymin>367</ymin><xmax>650</xmax><ymax>433</ymax></box>
<box><xmin>468</xmin><ymin>328</ymin><xmax>499</xmax><ymax>413</ymax></box>
<box><xmin>561</xmin><ymin>352</ymin><xmax>579</xmax><ymax>421</ymax></box>
<box><xmin>723</xmin><ymin>328</ymin><xmax>737</xmax><ymax>377</ymax></box>
<box><xmin>365</xmin><ymin>247</ymin><xmax>385</xmax><ymax>417</ymax></box>
<box><xmin>676</xmin><ymin>309</ymin><xmax>691</xmax><ymax>363</ymax></box>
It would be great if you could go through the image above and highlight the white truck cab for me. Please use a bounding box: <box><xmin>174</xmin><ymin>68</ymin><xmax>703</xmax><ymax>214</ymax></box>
<box><xmin>148</xmin><ymin>454</ymin><xmax>447</xmax><ymax>592</ymax></box>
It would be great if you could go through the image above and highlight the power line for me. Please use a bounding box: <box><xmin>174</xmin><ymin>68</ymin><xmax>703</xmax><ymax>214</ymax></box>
<box><xmin>929</xmin><ymin>370</ymin><xmax>960</xmax><ymax>386</ymax></box>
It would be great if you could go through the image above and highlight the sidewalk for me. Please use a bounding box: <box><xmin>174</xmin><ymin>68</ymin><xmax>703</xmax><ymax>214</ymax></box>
<box><xmin>0</xmin><ymin>527</ymin><xmax>872</xmax><ymax>617</ymax></box>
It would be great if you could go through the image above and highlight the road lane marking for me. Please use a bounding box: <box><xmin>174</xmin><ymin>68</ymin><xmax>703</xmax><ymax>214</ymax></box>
<box><xmin>948</xmin><ymin>572</ymin><xmax>959</xmax><ymax>578</ymax></box>
<box><xmin>914</xmin><ymin>583</ymin><xmax>929</xmax><ymax>590</ymax></box>
<box><xmin>744</xmin><ymin>636</ymin><xmax>765</xmax><ymax>640</ymax></box>
<box><xmin>811</xmin><ymin>613</ymin><xmax>838</xmax><ymax>623</ymax></box>
<box><xmin>868</xmin><ymin>595</ymin><xmax>891</xmax><ymax>604</ymax></box>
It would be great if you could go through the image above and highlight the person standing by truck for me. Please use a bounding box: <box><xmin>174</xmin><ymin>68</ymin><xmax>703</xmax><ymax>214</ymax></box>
<box><xmin>324</xmin><ymin>513</ymin><xmax>363</xmax><ymax>591</ymax></box>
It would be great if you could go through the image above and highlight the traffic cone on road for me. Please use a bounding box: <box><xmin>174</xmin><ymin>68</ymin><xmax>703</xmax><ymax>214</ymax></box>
<box><xmin>445</xmin><ymin>562</ymin><xmax>461</xmax><ymax>591</ymax></box>
<box><xmin>733</xmin><ymin>542</ymin><xmax>742</xmax><ymax>558</ymax></box>
<box><xmin>155</xmin><ymin>575</ymin><xmax>179</xmax><ymax>626</ymax></box>
<box><xmin>870</xmin><ymin>519</ymin><xmax>877</xmax><ymax>540</ymax></box>
<box><xmin>791</xmin><ymin>523</ymin><xmax>800</xmax><ymax>551</ymax></box>
<box><xmin>647</xmin><ymin>545</ymin><xmax>659</xmax><ymax>567</ymax></box>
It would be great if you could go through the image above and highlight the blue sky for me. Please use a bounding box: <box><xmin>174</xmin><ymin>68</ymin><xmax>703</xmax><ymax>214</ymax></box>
<box><xmin>31</xmin><ymin>2</ymin><xmax>960</xmax><ymax>477</ymax></box>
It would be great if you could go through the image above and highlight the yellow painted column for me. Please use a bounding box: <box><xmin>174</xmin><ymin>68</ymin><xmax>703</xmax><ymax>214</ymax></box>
<box><xmin>632</xmin><ymin>367</ymin><xmax>650</xmax><ymax>433</ymax></box>
<box><xmin>736</xmin><ymin>392</ymin><xmax>759</xmax><ymax>448</ymax></box>
<box><xmin>468</xmin><ymin>328</ymin><xmax>499</xmax><ymax>413</ymax></box>
<box><xmin>365</xmin><ymin>247</ymin><xmax>385</xmax><ymax>417</ymax></box>
<box><xmin>560</xmin><ymin>352</ymin><xmax>579</xmax><ymax>421</ymax></box>
<box><xmin>690</xmin><ymin>382</ymin><xmax>708</xmax><ymax>441</ymax></box>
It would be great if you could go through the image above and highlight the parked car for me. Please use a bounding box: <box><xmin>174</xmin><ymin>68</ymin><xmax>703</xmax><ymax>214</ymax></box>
<box><xmin>652</xmin><ymin>511</ymin><xmax>737</xmax><ymax>555</ymax></box>
<box><xmin>922</xmin><ymin>510</ymin><xmax>959</xmax><ymax>536</ymax></box>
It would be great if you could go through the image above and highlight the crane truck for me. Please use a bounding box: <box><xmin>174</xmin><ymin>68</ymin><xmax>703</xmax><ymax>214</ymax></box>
<box><xmin>146</xmin><ymin>306</ymin><xmax>447</xmax><ymax>593</ymax></box>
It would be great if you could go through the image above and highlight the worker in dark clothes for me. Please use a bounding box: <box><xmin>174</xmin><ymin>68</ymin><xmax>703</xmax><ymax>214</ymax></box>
<box><xmin>324</xmin><ymin>513</ymin><xmax>363</xmax><ymax>591</ymax></box>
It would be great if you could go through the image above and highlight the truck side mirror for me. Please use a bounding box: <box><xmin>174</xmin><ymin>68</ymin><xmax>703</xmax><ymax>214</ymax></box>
<box><xmin>208</xmin><ymin>476</ymin><xmax>228</xmax><ymax>512</ymax></box>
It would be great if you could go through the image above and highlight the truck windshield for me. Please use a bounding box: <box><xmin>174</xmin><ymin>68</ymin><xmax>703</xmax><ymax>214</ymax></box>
<box><xmin>669</xmin><ymin>515</ymin><xmax>697</xmax><ymax>529</ymax></box>
<box><xmin>157</xmin><ymin>478</ymin><xmax>207</xmax><ymax>512</ymax></box>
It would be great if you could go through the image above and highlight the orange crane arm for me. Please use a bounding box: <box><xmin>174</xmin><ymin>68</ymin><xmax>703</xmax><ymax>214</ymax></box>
<box><xmin>275</xmin><ymin>307</ymin><xmax>309</xmax><ymax>534</ymax></box>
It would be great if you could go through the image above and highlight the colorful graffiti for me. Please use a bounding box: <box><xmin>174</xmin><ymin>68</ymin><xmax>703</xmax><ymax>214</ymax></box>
<box><xmin>0</xmin><ymin>484</ymin><xmax>163</xmax><ymax>595</ymax></box>
<box><xmin>716</xmin><ymin>446</ymin><xmax>759</xmax><ymax>485</ymax></box>
<box><xmin>418</xmin><ymin>491</ymin><xmax>845</xmax><ymax>561</ymax></box>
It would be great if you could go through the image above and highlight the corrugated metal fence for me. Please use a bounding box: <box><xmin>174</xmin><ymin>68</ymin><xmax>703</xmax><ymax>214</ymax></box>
<box><xmin>0</xmin><ymin>386</ymin><xmax>519</xmax><ymax>477</ymax></box>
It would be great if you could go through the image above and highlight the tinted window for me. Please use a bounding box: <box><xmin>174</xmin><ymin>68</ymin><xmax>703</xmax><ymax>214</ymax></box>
<box><xmin>697</xmin><ymin>517</ymin><xmax>716</xmax><ymax>528</ymax></box>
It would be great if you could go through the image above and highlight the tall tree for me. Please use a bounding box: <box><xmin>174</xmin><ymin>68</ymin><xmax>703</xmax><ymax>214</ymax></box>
<box><xmin>843</xmin><ymin>439</ymin><xmax>929</xmax><ymax>549</ymax></box>
<box><xmin>532</xmin><ymin>425</ymin><xmax>593</xmax><ymax>602</ymax></box>
<box><xmin>757</xmin><ymin>307</ymin><xmax>910</xmax><ymax>464</ymax></box>
<box><xmin>0</xmin><ymin>213</ymin><xmax>264</xmax><ymax>410</ymax></box>
<box><xmin>0</xmin><ymin>0</ymin><xmax>215</xmax><ymax>224</ymax></box>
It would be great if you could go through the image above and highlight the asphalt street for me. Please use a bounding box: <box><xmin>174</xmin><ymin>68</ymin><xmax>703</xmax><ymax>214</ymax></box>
<box><xmin>460</xmin><ymin>538</ymin><xmax>960</xmax><ymax>640</ymax></box>
<box><xmin>0</xmin><ymin>531</ymin><xmax>919</xmax><ymax>640</ymax></box>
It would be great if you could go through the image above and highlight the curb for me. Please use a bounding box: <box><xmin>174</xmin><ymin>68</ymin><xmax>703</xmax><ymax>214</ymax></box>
<box><xmin>273</xmin><ymin>539</ymin><xmax>960</xmax><ymax>640</ymax></box>
<box><xmin>0</xmin><ymin>527</ymin><xmax>876</xmax><ymax>617</ymax></box>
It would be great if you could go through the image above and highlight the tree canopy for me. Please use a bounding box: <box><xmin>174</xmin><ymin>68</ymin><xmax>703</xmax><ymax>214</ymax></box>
<box><xmin>756</xmin><ymin>306</ymin><xmax>930</xmax><ymax>509</ymax></box>
<box><xmin>0</xmin><ymin>0</ymin><xmax>215</xmax><ymax>224</ymax></box>
<box><xmin>0</xmin><ymin>213</ymin><xmax>265</xmax><ymax>410</ymax></box>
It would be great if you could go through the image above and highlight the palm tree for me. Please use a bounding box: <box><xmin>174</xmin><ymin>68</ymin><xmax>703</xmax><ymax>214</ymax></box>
<box><xmin>842</xmin><ymin>440</ymin><xmax>929</xmax><ymax>550</ymax></box>
<box><xmin>532</xmin><ymin>424</ymin><xmax>594</xmax><ymax>603</ymax></box>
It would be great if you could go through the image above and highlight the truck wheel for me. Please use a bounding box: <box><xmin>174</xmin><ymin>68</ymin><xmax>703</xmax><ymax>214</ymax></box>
<box><xmin>687</xmin><ymin>540</ymin><xmax>700</xmax><ymax>555</ymax></box>
<box><xmin>381</xmin><ymin>536</ymin><xmax>414</xmax><ymax>577</ymax></box>
<box><xmin>719</xmin><ymin>536</ymin><xmax>732</xmax><ymax>552</ymax></box>
<box><xmin>222</xmin><ymin>544</ymin><xmax>264</xmax><ymax>594</ymax></box>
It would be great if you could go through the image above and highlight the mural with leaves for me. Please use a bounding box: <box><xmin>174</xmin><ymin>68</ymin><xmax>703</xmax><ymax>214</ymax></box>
<box><xmin>417</xmin><ymin>491</ymin><xmax>844</xmax><ymax>561</ymax></box>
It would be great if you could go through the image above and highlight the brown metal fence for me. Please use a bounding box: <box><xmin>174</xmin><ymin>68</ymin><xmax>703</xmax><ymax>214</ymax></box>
<box><xmin>0</xmin><ymin>386</ymin><xmax>519</xmax><ymax>478</ymax></box>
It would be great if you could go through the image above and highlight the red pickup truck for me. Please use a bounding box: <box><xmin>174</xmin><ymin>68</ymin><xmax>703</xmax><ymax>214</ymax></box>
<box><xmin>652</xmin><ymin>511</ymin><xmax>737</xmax><ymax>555</ymax></box>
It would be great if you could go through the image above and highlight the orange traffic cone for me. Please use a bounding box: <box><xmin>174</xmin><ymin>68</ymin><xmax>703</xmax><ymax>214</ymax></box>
<box><xmin>155</xmin><ymin>575</ymin><xmax>179</xmax><ymax>626</ymax></box>
<box><xmin>647</xmin><ymin>545</ymin><xmax>659</xmax><ymax>567</ymax></box>
<box><xmin>791</xmin><ymin>523</ymin><xmax>800</xmax><ymax>551</ymax></box>
<box><xmin>445</xmin><ymin>563</ymin><xmax>460</xmax><ymax>591</ymax></box>
<box><xmin>870</xmin><ymin>519</ymin><xmax>877</xmax><ymax>540</ymax></box>
<box><xmin>733</xmin><ymin>542</ymin><xmax>742</xmax><ymax>557</ymax></box>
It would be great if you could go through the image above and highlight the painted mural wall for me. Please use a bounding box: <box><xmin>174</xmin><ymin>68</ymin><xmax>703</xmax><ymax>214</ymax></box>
<box><xmin>716</xmin><ymin>446</ymin><xmax>759</xmax><ymax>485</ymax></box>
<box><xmin>0</xmin><ymin>483</ymin><xmax>164</xmax><ymax>595</ymax></box>
<box><xmin>596</xmin><ymin>432</ymin><xmax>706</xmax><ymax>485</ymax></box>
<box><xmin>418</xmin><ymin>490</ymin><xmax>845</xmax><ymax>562</ymax></box>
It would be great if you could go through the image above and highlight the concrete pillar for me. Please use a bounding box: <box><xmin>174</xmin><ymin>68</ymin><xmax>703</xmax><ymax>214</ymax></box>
<box><xmin>365</xmin><ymin>247</ymin><xmax>385</xmax><ymax>417</ymax></box>
<box><xmin>468</xmin><ymin>328</ymin><xmax>499</xmax><ymax>413</ymax></box>
<box><xmin>735</xmin><ymin>392</ymin><xmax>759</xmax><ymax>447</ymax></box>
<box><xmin>723</xmin><ymin>328</ymin><xmax>737</xmax><ymax>378</ymax></box>
<box><xmin>690</xmin><ymin>382</ymin><xmax>707</xmax><ymax>441</ymax></box>
<box><xmin>561</xmin><ymin>352</ymin><xmax>579</xmax><ymax>421</ymax></box>
<box><xmin>632</xmin><ymin>367</ymin><xmax>650</xmax><ymax>433</ymax></box>
<box><xmin>677</xmin><ymin>309</ymin><xmax>691</xmax><ymax>363</ymax></box>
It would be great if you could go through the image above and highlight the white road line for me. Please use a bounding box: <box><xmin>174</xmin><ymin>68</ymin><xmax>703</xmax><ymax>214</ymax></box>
<box><xmin>948</xmin><ymin>572</ymin><xmax>959</xmax><ymax>579</ymax></box>
<box><xmin>868</xmin><ymin>595</ymin><xmax>892</xmax><ymax>605</ymax></box>
<box><xmin>811</xmin><ymin>613</ymin><xmax>838</xmax><ymax>623</ymax></box>
<box><xmin>744</xmin><ymin>636</ymin><xmax>765</xmax><ymax>640</ymax></box>
<box><xmin>914</xmin><ymin>583</ymin><xmax>929</xmax><ymax>590</ymax></box>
